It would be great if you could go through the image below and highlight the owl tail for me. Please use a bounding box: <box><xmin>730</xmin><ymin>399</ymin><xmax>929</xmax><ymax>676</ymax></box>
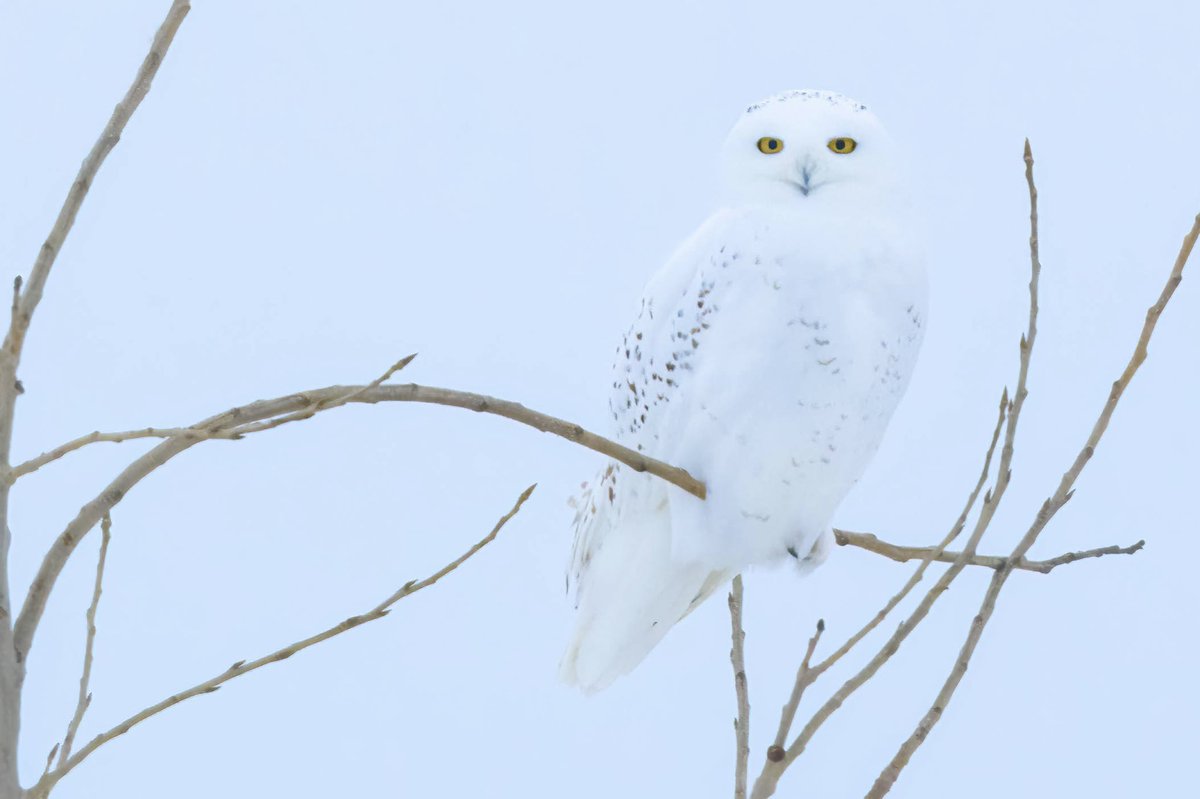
<box><xmin>560</xmin><ymin>510</ymin><xmax>730</xmax><ymax>693</ymax></box>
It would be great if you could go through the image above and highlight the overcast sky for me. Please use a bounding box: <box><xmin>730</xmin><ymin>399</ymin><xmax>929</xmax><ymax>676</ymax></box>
<box><xmin>0</xmin><ymin>1</ymin><xmax>1197</xmax><ymax>797</ymax></box>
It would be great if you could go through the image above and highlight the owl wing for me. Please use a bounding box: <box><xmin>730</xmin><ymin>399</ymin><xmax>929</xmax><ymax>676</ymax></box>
<box><xmin>604</xmin><ymin>208</ymin><xmax>743</xmax><ymax>456</ymax></box>
<box><xmin>567</xmin><ymin>208</ymin><xmax>742</xmax><ymax>600</ymax></box>
<box><xmin>561</xmin><ymin>210</ymin><xmax>745</xmax><ymax>691</ymax></box>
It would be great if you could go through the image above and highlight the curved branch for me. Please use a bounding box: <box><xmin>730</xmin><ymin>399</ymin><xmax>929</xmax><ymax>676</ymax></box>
<box><xmin>13</xmin><ymin>381</ymin><xmax>704</xmax><ymax>662</ymax></box>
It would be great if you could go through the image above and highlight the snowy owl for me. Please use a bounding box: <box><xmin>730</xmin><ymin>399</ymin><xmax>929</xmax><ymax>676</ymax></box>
<box><xmin>562</xmin><ymin>90</ymin><xmax>927</xmax><ymax>692</ymax></box>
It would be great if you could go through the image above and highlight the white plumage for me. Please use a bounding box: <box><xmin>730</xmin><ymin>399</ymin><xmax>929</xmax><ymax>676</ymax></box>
<box><xmin>562</xmin><ymin>91</ymin><xmax>927</xmax><ymax>692</ymax></box>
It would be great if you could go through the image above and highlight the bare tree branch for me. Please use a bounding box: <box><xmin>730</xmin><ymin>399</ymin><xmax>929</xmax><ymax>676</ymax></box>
<box><xmin>1023</xmin><ymin>540</ymin><xmax>1148</xmax><ymax>572</ymax></box>
<box><xmin>39</xmin><ymin>743</ymin><xmax>59</xmax><ymax>786</ymax></box>
<box><xmin>4</xmin><ymin>0</ymin><xmax>191</xmax><ymax>355</ymax></box>
<box><xmin>229</xmin><ymin>354</ymin><xmax>418</xmax><ymax>437</ymax></box>
<box><xmin>13</xmin><ymin>380</ymin><xmax>703</xmax><ymax>665</ymax></box>
<box><xmin>864</xmin><ymin>184</ymin><xmax>1200</xmax><ymax>797</ymax></box>
<box><xmin>728</xmin><ymin>575</ymin><xmax>750</xmax><ymax>799</ymax></box>
<box><xmin>11</xmin><ymin>427</ymin><xmax>240</xmax><ymax>482</ymax></box>
<box><xmin>767</xmin><ymin>618</ymin><xmax>823</xmax><ymax>763</ymax></box>
<box><xmin>226</xmin><ymin>385</ymin><xmax>704</xmax><ymax>499</ymax></box>
<box><xmin>834</xmin><ymin>530</ymin><xmax>1144</xmax><ymax>574</ymax></box>
<box><xmin>29</xmin><ymin>484</ymin><xmax>535</xmax><ymax>798</ymax></box>
<box><xmin>56</xmin><ymin>514</ymin><xmax>112</xmax><ymax>767</ymax></box>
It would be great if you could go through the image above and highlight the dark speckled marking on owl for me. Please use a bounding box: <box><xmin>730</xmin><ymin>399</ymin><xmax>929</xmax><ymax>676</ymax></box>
<box><xmin>745</xmin><ymin>89</ymin><xmax>867</xmax><ymax>114</ymax></box>
<box><xmin>607</xmin><ymin>263</ymin><xmax>725</xmax><ymax>441</ymax></box>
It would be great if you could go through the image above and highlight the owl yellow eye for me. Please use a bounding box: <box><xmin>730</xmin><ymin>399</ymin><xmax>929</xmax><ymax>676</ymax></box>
<box><xmin>756</xmin><ymin>137</ymin><xmax>784</xmax><ymax>154</ymax></box>
<box><xmin>827</xmin><ymin>137</ymin><xmax>857</xmax><ymax>154</ymax></box>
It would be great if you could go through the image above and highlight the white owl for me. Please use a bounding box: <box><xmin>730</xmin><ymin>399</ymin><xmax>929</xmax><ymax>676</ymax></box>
<box><xmin>562</xmin><ymin>90</ymin><xmax>927</xmax><ymax>692</ymax></box>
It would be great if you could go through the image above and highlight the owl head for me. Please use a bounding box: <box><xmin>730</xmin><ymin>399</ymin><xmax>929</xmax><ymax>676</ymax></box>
<box><xmin>720</xmin><ymin>90</ymin><xmax>900</xmax><ymax>209</ymax></box>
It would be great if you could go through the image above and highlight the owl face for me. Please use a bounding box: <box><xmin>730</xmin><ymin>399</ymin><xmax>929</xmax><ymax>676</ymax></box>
<box><xmin>720</xmin><ymin>91</ymin><xmax>898</xmax><ymax>208</ymax></box>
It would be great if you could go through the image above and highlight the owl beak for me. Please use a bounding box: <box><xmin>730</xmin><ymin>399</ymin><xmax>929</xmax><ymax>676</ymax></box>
<box><xmin>794</xmin><ymin>157</ymin><xmax>818</xmax><ymax>197</ymax></box>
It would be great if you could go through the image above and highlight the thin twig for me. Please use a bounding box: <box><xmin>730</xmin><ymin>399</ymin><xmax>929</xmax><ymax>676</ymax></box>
<box><xmin>230</xmin><ymin>353</ymin><xmax>418</xmax><ymax>437</ymax></box>
<box><xmin>864</xmin><ymin>196</ymin><xmax>1200</xmax><ymax>798</ymax></box>
<box><xmin>40</xmin><ymin>744</ymin><xmax>58</xmax><ymax>781</ymax></box>
<box><xmin>1028</xmin><ymin>540</ymin><xmax>1147</xmax><ymax>572</ymax></box>
<box><xmin>12</xmin><ymin>427</ymin><xmax>241</xmax><ymax>481</ymax></box>
<box><xmin>29</xmin><ymin>484</ymin><xmax>534</xmax><ymax>798</ymax></box>
<box><xmin>13</xmin><ymin>381</ymin><xmax>702</xmax><ymax>664</ymax></box>
<box><xmin>834</xmin><ymin>530</ymin><xmax>1144</xmax><ymax>574</ymax></box>
<box><xmin>728</xmin><ymin>575</ymin><xmax>750</xmax><ymax>799</ymax></box>
<box><xmin>768</xmin><ymin>618</ymin><xmax>824</xmax><ymax>762</ymax></box>
<box><xmin>57</xmin><ymin>514</ymin><xmax>112</xmax><ymax>766</ymax></box>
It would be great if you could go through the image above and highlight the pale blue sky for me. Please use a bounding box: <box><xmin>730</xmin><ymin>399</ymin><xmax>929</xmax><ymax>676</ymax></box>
<box><xmin>0</xmin><ymin>1</ymin><xmax>1197</xmax><ymax>796</ymax></box>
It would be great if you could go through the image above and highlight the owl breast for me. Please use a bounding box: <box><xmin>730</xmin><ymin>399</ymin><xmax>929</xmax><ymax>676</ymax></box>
<box><xmin>639</xmin><ymin>206</ymin><xmax>927</xmax><ymax>568</ymax></box>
